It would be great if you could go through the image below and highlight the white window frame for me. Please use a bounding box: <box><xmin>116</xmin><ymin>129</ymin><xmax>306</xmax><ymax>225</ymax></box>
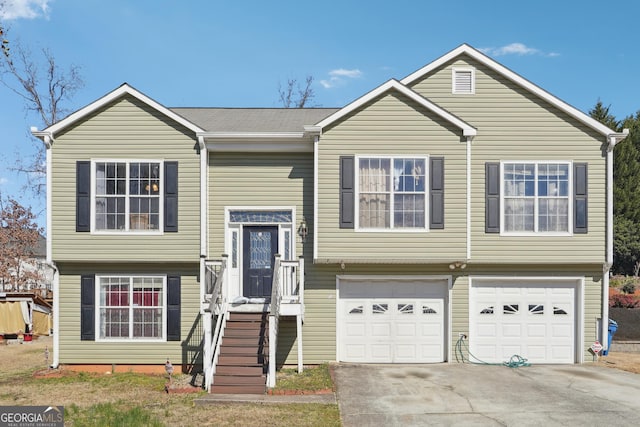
<box><xmin>95</xmin><ymin>274</ymin><xmax>167</xmax><ymax>342</ymax></box>
<box><xmin>500</xmin><ymin>161</ymin><xmax>572</xmax><ymax>236</ymax></box>
<box><xmin>452</xmin><ymin>67</ymin><xmax>475</xmax><ymax>94</ymax></box>
<box><xmin>91</xmin><ymin>159</ymin><xmax>164</xmax><ymax>234</ymax></box>
<box><xmin>355</xmin><ymin>155</ymin><xmax>429</xmax><ymax>232</ymax></box>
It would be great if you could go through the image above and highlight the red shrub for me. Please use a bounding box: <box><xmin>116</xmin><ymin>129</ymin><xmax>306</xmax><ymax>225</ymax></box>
<box><xmin>610</xmin><ymin>293</ymin><xmax>640</xmax><ymax>308</ymax></box>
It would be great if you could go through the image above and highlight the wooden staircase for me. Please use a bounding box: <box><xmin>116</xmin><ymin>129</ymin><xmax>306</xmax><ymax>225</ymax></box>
<box><xmin>211</xmin><ymin>312</ymin><xmax>269</xmax><ymax>394</ymax></box>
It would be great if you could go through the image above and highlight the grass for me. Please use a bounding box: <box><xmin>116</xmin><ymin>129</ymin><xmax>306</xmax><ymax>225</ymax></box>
<box><xmin>1</xmin><ymin>337</ymin><xmax>341</xmax><ymax>426</ymax></box>
<box><xmin>274</xmin><ymin>363</ymin><xmax>334</xmax><ymax>392</ymax></box>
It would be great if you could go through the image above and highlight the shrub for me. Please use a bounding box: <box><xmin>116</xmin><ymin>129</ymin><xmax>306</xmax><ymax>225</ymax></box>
<box><xmin>622</xmin><ymin>281</ymin><xmax>637</xmax><ymax>295</ymax></box>
<box><xmin>610</xmin><ymin>293</ymin><xmax>640</xmax><ymax>308</ymax></box>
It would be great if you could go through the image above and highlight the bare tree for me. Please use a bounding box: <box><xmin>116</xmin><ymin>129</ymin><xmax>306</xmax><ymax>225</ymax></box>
<box><xmin>0</xmin><ymin>195</ymin><xmax>44</xmax><ymax>292</ymax></box>
<box><xmin>0</xmin><ymin>28</ymin><xmax>83</xmax><ymax>196</ymax></box>
<box><xmin>278</xmin><ymin>76</ymin><xmax>315</xmax><ymax>108</ymax></box>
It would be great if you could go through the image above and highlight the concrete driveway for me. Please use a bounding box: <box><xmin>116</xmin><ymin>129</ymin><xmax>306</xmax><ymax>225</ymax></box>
<box><xmin>334</xmin><ymin>363</ymin><xmax>640</xmax><ymax>426</ymax></box>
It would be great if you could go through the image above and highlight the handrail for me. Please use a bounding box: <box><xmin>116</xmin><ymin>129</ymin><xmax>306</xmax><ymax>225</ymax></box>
<box><xmin>203</xmin><ymin>257</ymin><xmax>227</xmax><ymax>392</ymax></box>
<box><xmin>267</xmin><ymin>255</ymin><xmax>282</xmax><ymax>388</ymax></box>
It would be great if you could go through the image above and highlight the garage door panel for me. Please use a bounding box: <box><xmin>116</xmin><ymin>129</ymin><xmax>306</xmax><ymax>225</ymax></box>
<box><xmin>471</xmin><ymin>281</ymin><xmax>576</xmax><ymax>364</ymax></box>
<box><xmin>339</xmin><ymin>280</ymin><xmax>447</xmax><ymax>363</ymax></box>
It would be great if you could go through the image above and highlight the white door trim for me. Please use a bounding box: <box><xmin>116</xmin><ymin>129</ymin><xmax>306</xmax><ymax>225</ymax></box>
<box><xmin>469</xmin><ymin>276</ymin><xmax>584</xmax><ymax>364</ymax></box>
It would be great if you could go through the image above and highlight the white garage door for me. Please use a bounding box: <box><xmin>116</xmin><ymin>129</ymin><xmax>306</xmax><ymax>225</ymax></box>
<box><xmin>338</xmin><ymin>279</ymin><xmax>447</xmax><ymax>363</ymax></box>
<box><xmin>470</xmin><ymin>281</ymin><xmax>577</xmax><ymax>364</ymax></box>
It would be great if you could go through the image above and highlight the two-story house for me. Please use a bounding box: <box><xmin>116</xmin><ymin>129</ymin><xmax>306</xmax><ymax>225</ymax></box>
<box><xmin>32</xmin><ymin>44</ymin><xmax>627</xmax><ymax>393</ymax></box>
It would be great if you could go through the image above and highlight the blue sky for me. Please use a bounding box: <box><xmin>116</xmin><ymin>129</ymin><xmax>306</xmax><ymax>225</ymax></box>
<box><xmin>1</xmin><ymin>0</ymin><xmax>639</xmax><ymax>227</ymax></box>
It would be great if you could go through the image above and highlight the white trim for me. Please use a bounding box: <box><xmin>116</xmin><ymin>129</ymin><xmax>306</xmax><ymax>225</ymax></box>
<box><xmin>206</xmin><ymin>141</ymin><xmax>312</xmax><ymax>153</ymax></box>
<box><xmin>452</xmin><ymin>67</ymin><xmax>475</xmax><ymax>94</ymax></box>
<box><xmin>199</xmin><ymin>132</ymin><xmax>306</xmax><ymax>139</ymax></box>
<box><xmin>355</xmin><ymin>155</ymin><xmax>429</xmax><ymax>231</ymax></box>
<box><xmin>469</xmin><ymin>275</ymin><xmax>584</xmax><ymax>363</ymax></box>
<box><xmin>336</xmin><ymin>274</ymin><xmax>452</xmax><ymax>363</ymax></box>
<box><xmin>314</xmin><ymin>79</ymin><xmax>477</xmax><ymax>137</ymax></box>
<box><xmin>42</xmin><ymin>83</ymin><xmax>204</xmax><ymax>136</ymax></box>
<box><xmin>90</xmin><ymin>159</ymin><xmax>164</xmax><ymax>234</ymax></box>
<box><xmin>313</xmin><ymin>135</ymin><xmax>319</xmax><ymax>260</ymax></box>
<box><xmin>500</xmin><ymin>160</ymin><xmax>573</xmax><ymax>236</ymax></box>
<box><xmin>94</xmin><ymin>274</ymin><xmax>167</xmax><ymax>342</ymax></box>
<box><xmin>401</xmin><ymin>44</ymin><xmax>617</xmax><ymax>137</ymax></box>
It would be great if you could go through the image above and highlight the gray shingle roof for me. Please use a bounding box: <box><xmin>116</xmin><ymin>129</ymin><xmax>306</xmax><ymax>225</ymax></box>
<box><xmin>170</xmin><ymin>108</ymin><xmax>339</xmax><ymax>133</ymax></box>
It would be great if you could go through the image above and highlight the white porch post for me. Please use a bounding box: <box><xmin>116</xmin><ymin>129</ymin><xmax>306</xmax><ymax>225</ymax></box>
<box><xmin>297</xmin><ymin>314</ymin><xmax>303</xmax><ymax>373</ymax></box>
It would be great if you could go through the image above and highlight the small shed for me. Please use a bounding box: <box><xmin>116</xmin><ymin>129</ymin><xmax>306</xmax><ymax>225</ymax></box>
<box><xmin>0</xmin><ymin>292</ymin><xmax>52</xmax><ymax>337</ymax></box>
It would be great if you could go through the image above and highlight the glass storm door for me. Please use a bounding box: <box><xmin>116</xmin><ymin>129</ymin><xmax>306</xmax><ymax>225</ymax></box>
<box><xmin>242</xmin><ymin>225</ymin><xmax>278</xmax><ymax>298</ymax></box>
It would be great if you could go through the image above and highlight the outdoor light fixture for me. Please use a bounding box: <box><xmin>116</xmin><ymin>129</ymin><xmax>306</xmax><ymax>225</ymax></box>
<box><xmin>298</xmin><ymin>217</ymin><xmax>308</xmax><ymax>243</ymax></box>
<box><xmin>449</xmin><ymin>261</ymin><xmax>467</xmax><ymax>270</ymax></box>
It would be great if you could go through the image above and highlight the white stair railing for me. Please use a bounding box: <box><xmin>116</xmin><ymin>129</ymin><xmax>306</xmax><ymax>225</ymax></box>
<box><xmin>267</xmin><ymin>255</ymin><xmax>282</xmax><ymax>388</ymax></box>
<box><xmin>203</xmin><ymin>258</ymin><xmax>227</xmax><ymax>392</ymax></box>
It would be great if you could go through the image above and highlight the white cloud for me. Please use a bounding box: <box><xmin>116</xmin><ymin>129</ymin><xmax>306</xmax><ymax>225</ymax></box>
<box><xmin>0</xmin><ymin>0</ymin><xmax>51</xmax><ymax>20</ymax></box>
<box><xmin>0</xmin><ymin>177</ymin><xmax>8</xmax><ymax>185</ymax></box>
<box><xmin>480</xmin><ymin>43</ymin><xmax>559</xmax><ymax>58</ymax></box>
<box><xmin>320</xmin><ymin>68</ymin><xmax>363</xmax><ymax>89</ymax></box>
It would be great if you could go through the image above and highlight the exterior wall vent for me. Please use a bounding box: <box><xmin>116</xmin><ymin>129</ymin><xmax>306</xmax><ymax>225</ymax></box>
<box><xmin>452</xmin><ymin>68</ymin><xmax>475</xmax><ymax>94</ymax></box>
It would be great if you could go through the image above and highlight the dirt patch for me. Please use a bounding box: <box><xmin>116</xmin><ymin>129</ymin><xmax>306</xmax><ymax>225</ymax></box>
<box><xmin>598</xmin><ymin>351</ymin><xmax>640</xmax><ymax>374</ymax></box>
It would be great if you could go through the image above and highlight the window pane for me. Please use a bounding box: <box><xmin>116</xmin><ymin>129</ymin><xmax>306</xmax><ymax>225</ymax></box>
<box><xmin>359</xmin><ymin>194</ymin><xmax>390</xmax><ymax>228</ymax></box>
<box><xmin>394</xmin><ymin>194</ymin><xmax>425</xmax><ymax>228</ymax></box>
<box><xmin>504</xmin><ymin>163</ymin><xmax>535</xmax><ymax>196</ymax></box>
<box><xmin>539</xmin><ymin>198</ymin><xmax>569</xmax><ymax>232</ymax></box>
<box><xmin>504</xmin><ymin>198</ymin><xmax>534</xmax><ymax>231</ymax></box>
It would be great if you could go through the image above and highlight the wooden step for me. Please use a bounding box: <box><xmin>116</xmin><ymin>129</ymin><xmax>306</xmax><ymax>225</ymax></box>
<box><xmin>222</xmin><ymin>336</ymin><xmax>267</xmax><ymax>346</ymax></box>
<box><xmin>224</xmin><ymin>328</ymin><xmax>265</xmax><ymax>337</ymax></box>
<box><xmin>218</xmin><ymin>355</ymin><xmax>266</xmax><ymax>366</ymax></box>
<box><xmin>211</xmin><ymin>384</ymin><xmax>266</xmax><ymax>394</ymax></box>
<box><xmin>225</xmin><ymin>321</ymin><xmax>267</xmax><ymax>330</ymax></box>
<box><xmin>219</xmin><ymin>345</ymin><xmax>268</xmax><ymax>355</ymax></box>
<box><xmin>227</xmin><ymin>312</ymin><xmax>268</xmax><ymax>322</ymax></box>
<box><xmin>216</xmin><ymin>365</ymin><xmax>264</xmax><ymax>376</ymax></box>
<box><xmin>213</xmin><ymin>375</ymin><xmax>266</xmax><ymax>386</ymax></box>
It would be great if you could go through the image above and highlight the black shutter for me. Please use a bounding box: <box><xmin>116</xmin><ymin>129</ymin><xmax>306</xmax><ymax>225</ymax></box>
<box><xmin>164</xmin><ymin>162</ymin><xmax>178</xmax><ymax>232</ymax></box>
<box><xmin>574</xmin><ymin>163</ymin><xmax>588</xmax><ymax>234</ymax></box>
<box><xmin>485</xmin><ymin>162</ymin><xmax>500</xmax><ymax>233</ymax></box>
<box><xmin>339</xmin><ymin>156</ymin><xmax>355</xmax><ymax>229</ymax></box>
<box><xmin>166</xmin><ymin>275</ymin><xmax>181</xmax><ymax>341</ymax></box>
<box><xmin>430</xmin><ymin>157</ymin><xmax>445</xmax><ymax>229</ymax></box>
<box><xmin>80</xmin><ymin>274</ymin><xmax>95</xmax><ymax>341</ymax></box>
<box><xmin>76</xmin><ymin>161</ymin><xmax>91</xmax><ymax>232</ymax></box>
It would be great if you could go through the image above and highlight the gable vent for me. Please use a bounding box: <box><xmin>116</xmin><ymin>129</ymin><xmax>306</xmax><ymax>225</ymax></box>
<box><xmin>452</xmin><ymin>68</ymin><xmax>475</xmax><ymax>94</ymax></box>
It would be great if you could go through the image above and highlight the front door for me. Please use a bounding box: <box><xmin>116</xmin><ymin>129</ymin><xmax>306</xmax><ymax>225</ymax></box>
<box><xmin>243</xmin><ymin>225</ymin><xmax>278</xmax><ymax>298</ymax></box>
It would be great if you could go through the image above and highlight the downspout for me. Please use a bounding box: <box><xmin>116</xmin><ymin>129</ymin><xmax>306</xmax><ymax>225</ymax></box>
<box><xmin>466</xmin><ymin>135</ymin><xmax>474</xmax><ymax>260</ymax></box>
<box><xmin>603</xmin><ymin>130</ymin><xmax>629</xmax><ymax>351</ymax></box>
<box><xmin>313</xmin><ymin>134</ymin><xmax>319</xmax><ymax>261</ymax></box>
<box><xmin>198</xmin><ymin>135</ymin><xmax>208</xmax><ymax>312</ymax></box>
<box><xmin>34</xmin><ymin>129</ymin><xmax>58</xmax><ymax>367</ymax></box>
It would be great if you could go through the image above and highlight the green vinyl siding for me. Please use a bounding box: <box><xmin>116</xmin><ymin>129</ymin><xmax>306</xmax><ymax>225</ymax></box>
<box><xmin>56</xmin><ymin>263</ymin><xmax>199</xmax><ymax>364</ymax></box>
<box><xmin>50</xmin><ymin>96</ymin><xmax>200</xmax><ymax>263</ymax></box>
<box><xmin>208</xmin><ymin>152</ymin><xmax>312</xmax><ymax>258</ymax></box>
<box><xmin>406</xmin><ymin>55</ymin><xmax>607</xmax><ymax>263</ymax></box>
<box><xmin>316</xmin><ymin>91</ymin><xmax>468</xmax><ymax>261</ymax></box>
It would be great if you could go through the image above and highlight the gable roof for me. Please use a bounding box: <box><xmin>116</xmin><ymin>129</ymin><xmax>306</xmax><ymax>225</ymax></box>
<box><xmin>39</xmin><ymin>83</ymin><xmax>205</xmax><ymax>136</ymax></box>
<box><xmin>401</xmin><ymin>44</ymin><xmax>618</xmax><ymax>138</ymax></box>
<box><xmin>172</xmin><ymin>107</ymin><xmax>337</xmax><ymax>133</ymax></box>
<box><xmin>314</xmin><ymin>79</ymin><xmax>477</xmax><ymax>137</ymax></box>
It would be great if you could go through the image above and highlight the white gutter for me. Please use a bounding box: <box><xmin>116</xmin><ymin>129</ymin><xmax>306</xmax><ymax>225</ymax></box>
<box><xmin>603</xmin><ymin>130</ymin><xmax>629</xmax><ymax>350</ymax></box>
<box><xmin>51</xmin><ymin>263</ymin><xmax>59</xmax><ymax>368</ymax></box>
